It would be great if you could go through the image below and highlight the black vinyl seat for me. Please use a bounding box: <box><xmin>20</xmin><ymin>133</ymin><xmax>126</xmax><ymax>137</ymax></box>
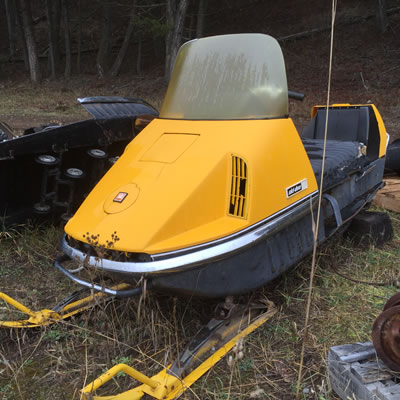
<box><xmin>302</xmin><ymin>138</ymin><xmax>367</xmax><ymax>188</ymax></box>
<box><xmin>302</xmin><ymin>105</ymin><xmax>380</xmax><ymax>162</ymax></box>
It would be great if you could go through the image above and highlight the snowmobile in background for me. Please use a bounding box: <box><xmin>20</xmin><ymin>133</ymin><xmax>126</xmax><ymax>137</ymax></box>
<box><xmin>0</xmin><ymin>96</ymin><xmax>158</xmax><ymax>226</ymax></box>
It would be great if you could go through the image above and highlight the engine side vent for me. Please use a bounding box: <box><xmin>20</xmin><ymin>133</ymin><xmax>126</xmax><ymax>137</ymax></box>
<box><xmin>229</xmin><ymin>155</ymin><xmax>248</xmax><ymax>218</ymax></box>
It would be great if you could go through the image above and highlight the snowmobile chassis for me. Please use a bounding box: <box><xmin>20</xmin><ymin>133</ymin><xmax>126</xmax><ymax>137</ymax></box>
<box><xmin>1</xmin><ymin>283</ymin><xmax>276</xmax><ymax>400</ymax></box>
<box><xmin>0</xmin><ymin>282</ymin><xmax>139</xmax><ymax>328</ymax></box>
<box><xmin>80</xmin><ymin>300</ymin><xmax>276</xmax><ymax>400</ymax></box>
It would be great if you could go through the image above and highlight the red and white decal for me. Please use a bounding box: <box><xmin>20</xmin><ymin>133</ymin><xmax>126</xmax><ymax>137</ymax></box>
<box><xmin>113</xmin><ymin>192</ymin><xmax>128</xmax><ymax>203</ymax></box>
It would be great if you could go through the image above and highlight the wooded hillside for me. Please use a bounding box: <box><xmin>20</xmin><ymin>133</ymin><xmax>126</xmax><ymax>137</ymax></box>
<box><xmin>0</xmin><ymin>0</ymin><xmax>398</xmax><ymax>83</ymax></box>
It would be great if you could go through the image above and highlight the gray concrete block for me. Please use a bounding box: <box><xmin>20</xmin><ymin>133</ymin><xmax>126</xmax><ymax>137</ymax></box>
<box><xmin>329</xmin><ymin>342</ymin><xmax>400</xmax><ymax>400</ymax></box>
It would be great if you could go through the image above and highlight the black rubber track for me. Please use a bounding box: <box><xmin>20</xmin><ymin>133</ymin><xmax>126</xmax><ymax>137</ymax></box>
<box><xmin>385</xmin><ymin>139</ymin><xmax>400</xmax><ymax>175</ymax></box>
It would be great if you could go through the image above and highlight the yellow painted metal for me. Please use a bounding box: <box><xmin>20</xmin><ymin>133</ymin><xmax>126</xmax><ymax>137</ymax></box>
<box><xmin>0</xmin><ymin>283</ymin><xmax>131</xmax><ymax>328</ymax></box>
<box><xmin>66</xmin><ymin>118</ymin><xmax>317</xmax><ymax>255</ymax></box>
<box><xmin>370</xmin><ymin>104</ymin><xmax>388</xmax><ymax>158</ymax></box>
<box><xmin>81</xmin><ymin>303</ymin><xmax>276</xmax><ymax>400</ymax></box>
<box><xmin>164</xmin><ymin>306</ymin><xmax>275</xmax><ymax>400</ymax></box>
<box><xmin>82</xmin><ymin>364</ymin><xmax>158</xmax><ymax>394</ymax></box>
<box><xmin>140</xmin><ymin>133</ymin><xmax>199</xmax><ymax>163</ymax></box>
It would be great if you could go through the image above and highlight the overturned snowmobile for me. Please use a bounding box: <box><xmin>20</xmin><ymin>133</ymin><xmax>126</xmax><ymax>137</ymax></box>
<box><xmin>56</xmin><ymin>33</ymin><xmax>388</xmax><ymax>298</ymax></box>
<box><xmin>0</xmin><ymin>97</ymin><xmax>158</xmax><ymax>225</ymax></box>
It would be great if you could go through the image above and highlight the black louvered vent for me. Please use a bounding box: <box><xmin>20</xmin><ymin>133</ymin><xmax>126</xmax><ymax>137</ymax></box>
<box><xmin>229</xmin><ymin>156</ymin><xmax>248</xmax><ymax>218</ymax></box>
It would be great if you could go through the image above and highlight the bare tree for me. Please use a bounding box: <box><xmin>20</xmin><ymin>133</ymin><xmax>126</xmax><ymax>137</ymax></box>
<box><xmin>4</xmin><ymin>0</ymin><xmax>17</xmax><ymax>62</ymax></box>
<box><xmin>76</xmin><ymin>0</ymin><xmax>81</xmax><ymax>74</ymax></box>
<box><xmin>376</xmin><ymin>0</ymin><xmax>389</xmax><ymax>32</ymax></box>
<box><xmin>62</xmin><ymin>0</ymin><xmax>71</xmax><ymax>79</ymax></box>
<box><xmin>165</xmin><ymin>0</ymin><xmax>190</xmax><ymax>80</ymax></box>
<box><xmin>165</xmin><ymin>0</ymin><xmax>175</xmax><ymax>79</ymax></box>
<box><xmin>97</xmin><ymin>2</ymin><xmax>112</xmax><ymax>77</ymax></box>
<box><xmin>18</xmin><ymin>0</ymin><xmax>41</xmax><ymax>83</ymax></box>
<box><xmin>109</xmin><ymin>0</ymin><xmax>137</xmax><ymax>78</ymax></box>
<box><xmin>196</xmin><ymin>0</ymin><xmax>207</xmax><ymax>38</ymax></box>
<box><xmin>46</xmin><ymin>0</ymin><xmax>61</xmax><ymax>79</ymax></box>
<box><xmin>14</xmin><ymin>0</ymin><xmax>29</xmax><ymax>70</ymax></box>
<box><xmin>136</xmin><ymin>32</ymin><xmax>142</xmax><ymax>75</ymax></box>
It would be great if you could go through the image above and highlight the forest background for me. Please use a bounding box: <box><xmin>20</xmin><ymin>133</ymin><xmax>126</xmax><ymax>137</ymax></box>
<box><xmin>0</xmin><ymin>0</ymin><xmax>399</xmax><ymax>136</ymax></box>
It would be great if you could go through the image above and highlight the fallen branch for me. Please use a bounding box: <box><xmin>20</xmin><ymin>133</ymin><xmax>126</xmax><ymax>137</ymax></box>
<box><xmin>382</xmin><ymin>64</ymin><xmax>400</xmax><ymax>74</ymax></box>
<box><xmin>360</xmin><ymin>72</ymin><xmax>369</xmax><ymax>90</ymax></box>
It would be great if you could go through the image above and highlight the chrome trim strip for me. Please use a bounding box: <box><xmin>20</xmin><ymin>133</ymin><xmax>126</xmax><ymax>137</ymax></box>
<box><xmin>60</xmin><ymin>191</ymin><xmax>318</xmax><ymax>275</ymax></box>
<box><xmin>152</xmin><ymin>190</ymin><xmax>318</xmax><ymax>260</ymax></box>
<box><xmin>54</xmin><ymin>255</ymin><xmax>144</xmax><ymax>297</ymax></box>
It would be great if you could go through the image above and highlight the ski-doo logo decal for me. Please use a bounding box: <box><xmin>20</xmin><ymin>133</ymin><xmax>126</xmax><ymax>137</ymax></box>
<box><xmin>286</xmin><ymin>179</ymin><xmax>308</xmax><ymax>198</ymax></box>
<box><xmin>113</xmin><ymin>192</ymin><xmax>128</xmax><ymax>203</ymax></box>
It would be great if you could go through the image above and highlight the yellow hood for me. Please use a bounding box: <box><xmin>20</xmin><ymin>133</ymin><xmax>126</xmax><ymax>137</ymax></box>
<box><xmin>65</xmin><ymin>118</ymin><xmax>317</xmax><ymax>254</ymax></box>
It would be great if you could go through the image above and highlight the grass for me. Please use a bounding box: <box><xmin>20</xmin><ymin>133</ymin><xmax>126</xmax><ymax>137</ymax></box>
<box><xmin>0</xmin><ymin>210</ymin><xmax>399</xmax><ymax>399</ymax></box>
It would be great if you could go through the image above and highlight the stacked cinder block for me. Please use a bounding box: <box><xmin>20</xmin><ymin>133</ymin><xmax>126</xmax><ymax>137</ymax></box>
<box><xmin>328</xmin><ymin>342</ymin><xmax>400</xmax><ymax>400</ymax></box>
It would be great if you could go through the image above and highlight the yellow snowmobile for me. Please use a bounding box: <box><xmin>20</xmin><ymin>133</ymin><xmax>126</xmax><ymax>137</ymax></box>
<box><xmin>54</xmin><ymin>33</ymin><xmax>388</xmax><ymax>298</ymax></box>
<box><xmin>1</xmin><ymin>33</ymin><xmax>390</xmax><ymax>399</ymax></box>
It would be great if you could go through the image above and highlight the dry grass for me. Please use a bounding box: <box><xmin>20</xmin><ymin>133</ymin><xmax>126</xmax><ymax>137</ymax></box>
<box><xmin>0</xmin><ymin>211</ymin><xmax>399</xmax><ymax>399</ymax></box>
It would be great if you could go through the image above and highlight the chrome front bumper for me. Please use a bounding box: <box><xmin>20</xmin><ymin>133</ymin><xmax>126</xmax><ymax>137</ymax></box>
<box><xmin>59</xmin><ymin>191</ymin><xmax>318</xmax><ymax>277</ymax></box>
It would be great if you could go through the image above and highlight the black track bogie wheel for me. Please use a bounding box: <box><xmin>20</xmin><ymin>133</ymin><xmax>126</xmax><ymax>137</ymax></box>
<box><xmin>108</xmin><ymin>156</ymin><xmax>119</xmax><ymax>165</ymax></box>
<box><xmin>87</xmin><ymin>148</ymin><xmax>108</xmax><ymax>159</ymax></box>
<box><xmin>33</xmin><ymin>202</ymin><xmax>51</xmax><ymax>214</ymax></box>
<box><xmin>61</xmin><ymin>212</ymin><xmax>72</xmax><ymax>222</ymax></box>
<box><xmin>346</xmin><ymin>211</ymin><xmax>393</xmax><ymax>247</ymax></box>
<box><xmin>372</xmin><ymin>305</ymin><xmax>400</xmax><ymax>371</ymax></box>
<box><xmin>35</xmin><ymin>154</ymin><xmax>59</xmax><ymax>166</ymax></box>
<box><xmin>65</xmin><ymin>168</ymin><xmax>84</xmax><ymax>179</ymax></box>
<box><xmin>384</xmin><ymin>293</ymin><xmax>400</xmax><ymax>311</ymax></box>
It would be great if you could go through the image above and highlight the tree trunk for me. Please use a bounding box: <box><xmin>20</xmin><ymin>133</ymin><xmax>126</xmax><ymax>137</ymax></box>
<box><xmin>62</xmin><ymin>0</ymin><xmax>71</xmax><ymax>79</ymax></box>
<box><xmin>136</xmin><ymin>33</ymin><xmax>142</xmax><ymax>75</ymax></box>
<box><xmin>165</xmin><ymin>0</ymin><xmax>175</xmax><ymax>79</ymax></box>
<box><xmin>196</xmin><ymin>0</ymin><xmax>207</xmax><ymax>38</ymax></box>
<box><xmin>46</xmin><ymin>0</ymin><xmax>57</xmax><ymax>79</ymax></box>
<box><xmin>14</xmin><ymin>0</ymin><xmax>29</xmax><ymax>70</ymax></box>
<box><xmin>165</xmin><ymin>0</ymin><xmax>190</xmax><ymax>81</ymax></box>
<box><xmin>376</xmin><ymin>0</ymin><xmax>389</xmax><ymax>32</ymax></box>
<box><xmin>96</xmin><ymin>3</ymin><xmax>112</xmax><ymax>77</ymax></box>
<box><xmin>18</xmin><ymin>0</ymin><xmax>41</xmax><ymax>83</ymax></box>
<box><xmin>188</xmin><ymin>10</ymin><xmax>195</xmax><ymax>40</ymax></box>
<box><xmin>109</xmin><ymin>0</ymin><xmax>137</xmax><ymax>78</ymax></box>
<box><xmin>4</xmin><ymin>0</ymin><xmax>17</xmax><ymax>62</ymax></box>
<box><xmin>76</xmin><ymin>0</ymin><xmax>81</xmax><ymax>75</ymax></box>
<box><xmin>53</xmin><ymin>0</ymin><xmax>62</xmax><ymax>65</ymax></box>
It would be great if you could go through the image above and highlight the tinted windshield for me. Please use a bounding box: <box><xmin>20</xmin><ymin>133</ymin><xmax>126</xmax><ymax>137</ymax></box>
<box><xmin>160</xmin><ymin>34</ymin><xmax>288</xmax><ymax>120</ymax></box>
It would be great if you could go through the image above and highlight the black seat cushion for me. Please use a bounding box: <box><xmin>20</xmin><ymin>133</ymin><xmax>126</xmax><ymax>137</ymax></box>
<box><xmin>302</xmin><ymin>138</ymin><xmax>367</xmax><ymax>188</ymax></box>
